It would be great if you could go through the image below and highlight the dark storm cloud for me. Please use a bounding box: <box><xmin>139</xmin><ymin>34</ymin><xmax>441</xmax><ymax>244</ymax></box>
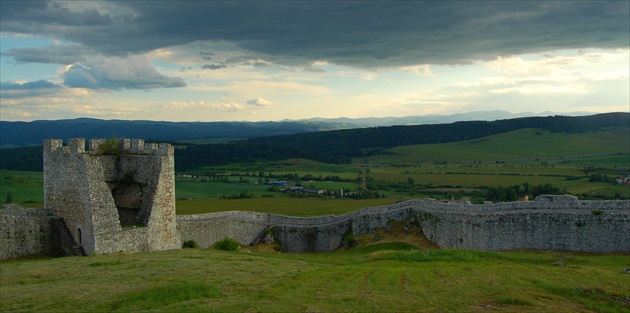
<box><xmin>0</xmin><ymin>1</ymin><xmax>113</xmax><ymax>28</ymax></box>
<box><xmin>2</xmin><ymin>45</ymin><xmax>91</xmax><ymax>64</ymax></box>
<box><xmin>201</xmin><ymin>63</ymin><xmax>228</xmax><ymax>70</ymax></box>
<box><xmin>1</xmin><ymin>1</ymin><xmax>628</xmax><ymax>68</ymax></box>
<box><xmin>0</xmin><ymin>80</ymin><xmax>63</xmax><ymax>98</ymax></box>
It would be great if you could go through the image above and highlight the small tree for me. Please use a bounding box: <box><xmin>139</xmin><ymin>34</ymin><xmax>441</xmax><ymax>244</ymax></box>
<box><xmin>5</xmin><ymin>192</ymin><xmax>13</xmax><ymax>203</ymax></box>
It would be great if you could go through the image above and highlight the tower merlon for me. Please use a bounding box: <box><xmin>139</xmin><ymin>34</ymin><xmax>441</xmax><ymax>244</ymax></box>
<box><xmin>43</xmin><ymin>138</ymin><xmax>85</xmax><ymax>154</ymax></box>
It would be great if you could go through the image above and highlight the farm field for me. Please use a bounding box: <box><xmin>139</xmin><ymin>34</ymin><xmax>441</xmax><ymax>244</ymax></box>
<box><xmin>1</xmin><ymin>127</ymin><xmax>629</xmax><ymax>210</ymax></box>
<box><xmin>1</xmin><ymin>245</ymin><xmax>628</xmax><ymax>313</ymax></box>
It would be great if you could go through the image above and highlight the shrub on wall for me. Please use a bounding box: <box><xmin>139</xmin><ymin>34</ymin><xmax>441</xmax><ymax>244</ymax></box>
<box><xmin>214</xmin><ymin>237</ymin><xmax>240</xmax><ymax>251</ymax></box>
<box><xmin>97</xmin><ymin>138</ymin><xmax>122</xmax><ymax>156</ymax></box>
<box><xmin>343</xmin><ymin>230</ymin><xmax>357</xmax><ymax>249</ymax></box>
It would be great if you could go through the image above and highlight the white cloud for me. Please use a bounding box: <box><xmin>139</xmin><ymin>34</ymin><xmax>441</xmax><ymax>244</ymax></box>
<box><xmin>62</xmin><ymin>55</ymin><xmax>186</xmax><ymax>90</ymax></box>
<box><xmin>246</xmin><ymin>98</ymin><xmax>272</xmax><ymax>107</ymax></box>
<box><xmin>490</xmin><ymin>85</ymin><xmax>588</xmax><ymax>95</ymax></box>
<box><xmin>167</xmin><ymin>100</ymin><xmax>244</xmax><ymax>112</ymax></box>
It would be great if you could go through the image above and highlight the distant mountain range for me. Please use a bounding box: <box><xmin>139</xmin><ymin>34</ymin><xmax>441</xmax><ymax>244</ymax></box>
<box><xmin>0</xmin><ymin>110</ymin><xmax>594</xmax><ymax>148</ymax></box>
<box><xmin>296</xmin><ymin>110</ymin><xmax>593</xmax><ymax>127</ymax></box>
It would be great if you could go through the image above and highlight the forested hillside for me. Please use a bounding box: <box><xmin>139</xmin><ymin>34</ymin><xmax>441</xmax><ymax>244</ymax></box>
<box><xmin>177</xmin><ymin>113</ymin><xmax>629</xmax><ymax>169</ymax></box>
<box><xmin>1</xmin><ymin>113</ymin><xmax>628</xmax><ymax>171</ymax></box>
<box><xmin>0</xmin><ymin>111</ymin><xmax>593</xmax><ymax>148</ymax></box>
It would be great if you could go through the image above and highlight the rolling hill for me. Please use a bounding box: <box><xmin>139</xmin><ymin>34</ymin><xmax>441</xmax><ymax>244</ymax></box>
<box><xmin>1</xmin><ymin>113</ymin><xmax>628</xmax><ymax>172</ymax></box>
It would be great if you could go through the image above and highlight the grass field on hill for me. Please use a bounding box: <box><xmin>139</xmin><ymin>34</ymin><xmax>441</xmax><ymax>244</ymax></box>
<box><xmin>360</xmin><ymin>128</ymin><xmax>629</xmax><ymax>165</ymax></box>
<box><xmin>1</xmin><ymin>245</ymin><xmax>628</xmax><ymax>313</ymax></box>
<box><xmin>176</xmin><ymin>197</ymin><xmax>399</xmax><ymax>216</ymax></box>
<box><xmin>0</xmin><ymin>170</ymin><xmax>44</xmax><ymax>206</ymax></box>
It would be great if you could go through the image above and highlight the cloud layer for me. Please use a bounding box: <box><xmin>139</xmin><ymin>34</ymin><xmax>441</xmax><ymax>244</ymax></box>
<box><xmin>1</xmin><ymin>1</ymin><xmax>628</xmax><ymax>122</ymax></box>
<box><xmin>62</xmin><ymin>55</ymin><xmax>185</xmax><ymax>90</ymax></box>
<box><xmin>2</xmin><ymin>1</ymin><xmax>628</xmax><ymax>68</ymax></box>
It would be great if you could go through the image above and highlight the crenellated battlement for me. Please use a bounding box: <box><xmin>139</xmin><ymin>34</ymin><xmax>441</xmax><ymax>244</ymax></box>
<box><xmin>44</xmin><ymin>138</ymin><xmax>86</xmax><ymax>154</ymax></box>
<box><xmin>43</xmin><ymin>138</ymin><xmax>173</xmax><ymax>157</ymax></box>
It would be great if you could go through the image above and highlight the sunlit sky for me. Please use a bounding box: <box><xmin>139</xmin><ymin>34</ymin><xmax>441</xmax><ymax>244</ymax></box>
<box><xmin>1</xmin><ymin>1</ymin><xmax>628</xmax><ymax>122</ymax></box>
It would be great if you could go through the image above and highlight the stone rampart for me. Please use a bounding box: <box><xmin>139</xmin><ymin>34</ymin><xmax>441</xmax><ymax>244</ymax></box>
<box><xmin>2</xmin><ymin>195</ymin><xmax>629</xmax><ymax>259</ymax></box>
<box><xmin>177</xmin><ymin>212</ymin><xmax>269</xmax><ymax>248</ymax></box>
<box><xmin>415</xmin><ymin>209</ymin><xmax>630</xmax><ymax>253</ymax></box>
<box><xmin>175</xmin><ymin>196</ymin><xmax>630</xmax><ymax>253</ymax></box>
<box><xmin>0</xmin><ymin>205</ymin><xmax>56</xmax><ymax>259</ymax></box>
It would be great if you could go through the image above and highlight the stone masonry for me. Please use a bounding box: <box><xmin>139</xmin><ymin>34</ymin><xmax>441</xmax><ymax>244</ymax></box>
<box><xmin>177</xmin><ymin>197</ymin><xmax>629</xmax><ymax>253</ymax></box>
<box><xmin>42</xmin><ymin>138</ymin><xmax>179</xmax><ymax>255</ymax></box>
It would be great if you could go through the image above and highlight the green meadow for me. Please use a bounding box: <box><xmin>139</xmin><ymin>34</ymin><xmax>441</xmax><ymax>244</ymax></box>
<box><xmin>1</xmin><ymin>128</ymin><xmax>629</xmax><ymax>313</ymax></box>
<box><xmin>361</xmin><ymin>128</ymin><xmax>628</xmax><ymax>164</ymax></box>
<box><xmin>1</xmin><ymin>127</ymin><xmax>629</xmax><ymax>210</ymax></box>
<box><xmin>176</xmin><ymin>198</ymin><xmax>398</xmax><ymax>216</ymax></box>
<box><xmin>0</xmin><ymin>170</ymin><xmax>44</xmax><ymax>207</ymax></box>
<box><xmin>1</xmin><ymin>245</ymin><xmax>628</xmax><ymax>313</ymax></box>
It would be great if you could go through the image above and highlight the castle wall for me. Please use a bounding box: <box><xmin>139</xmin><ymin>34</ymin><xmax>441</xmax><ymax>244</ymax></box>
<box><xmin>177</xmin><ymin>211</ymin><xmax>269</xmax><ymax>248</ymax></box>
<box><xmin>175</xmin><ymin>197</ymin><xmax>630</xmax><ymax>253</ymax></box>
<box><xmin>0</xmin><ymin>205</ymin><xmax>56</xmax><ymax>259</ymax></box>
<box><xmin>415</xmin><ymin>209</ymin><xmax>630</xmax><ymax>253</ymax></box>
<box><xmin>2</xmin><ymin>196</ymin><xmax>629</xmax><ymax>259</ymax></box>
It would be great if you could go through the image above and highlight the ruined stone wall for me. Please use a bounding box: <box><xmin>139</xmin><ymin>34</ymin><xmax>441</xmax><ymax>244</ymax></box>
<box><xmin>176</xmin><ymin>197</ymin><xmax>629</xmax><ymax>253</ymax></box>
<box><xmin>415</xmin><ymin>209</ymin><xmax>630</xmax><ymax>253</ymax></box>
<box><xmin>177</xmin><ymin>211</ymin><xmax>269</xmax><ymax>248</ymax></box>
<box><xmin>0</xmin><ymin>205</ymin><xmax>56</xmax><ymax>259</ymax></box>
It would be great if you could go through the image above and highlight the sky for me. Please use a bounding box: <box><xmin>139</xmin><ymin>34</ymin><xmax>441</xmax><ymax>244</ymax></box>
<box><xmin>1</xmin><ymin>1</ymin><xmax>628</xmax><ymax>122</ymax></box>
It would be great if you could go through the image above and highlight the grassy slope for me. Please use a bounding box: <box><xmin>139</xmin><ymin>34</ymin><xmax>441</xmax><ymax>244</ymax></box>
<box><xmin>176</xmin><ymin>198</ymin><xmax>398</xmax><ymax>216</ymax></box>
<box><xmin>0</xmin><ymin>170</ymin><xmax>44</xmax><ymax>207</ymax></box>
<box><xmin>362</xmin><ymin>128</ymin><xmax>629</xmax><ymax>164</ymax></box>
<box><xmin>1</xmin><ymin>246</ymin><xmax>628</xmax><ymax>313</ymax></box>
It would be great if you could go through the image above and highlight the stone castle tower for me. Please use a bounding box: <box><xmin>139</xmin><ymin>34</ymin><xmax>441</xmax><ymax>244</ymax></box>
<box><xmin>43</xmin><ymin>138</ymin><xmax>179</xmax><ymax>255</ymax></box>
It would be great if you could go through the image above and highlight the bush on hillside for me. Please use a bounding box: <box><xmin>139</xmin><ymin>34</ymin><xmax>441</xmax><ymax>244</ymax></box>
<box><xmin>214</xmin><ymin>237</ymin><xmax>240</xmax><ymax>251</ymax></box>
